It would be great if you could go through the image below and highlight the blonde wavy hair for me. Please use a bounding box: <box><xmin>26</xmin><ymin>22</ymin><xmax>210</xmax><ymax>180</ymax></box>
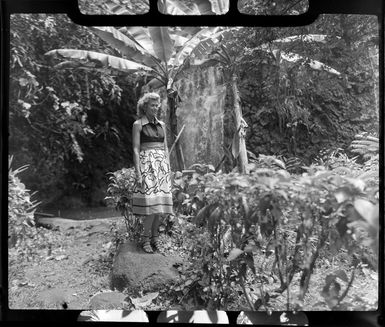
<box><xmin>136</xmin><ymin>93</ymin><xmax>161</xmax><ymax>117</ymax></box>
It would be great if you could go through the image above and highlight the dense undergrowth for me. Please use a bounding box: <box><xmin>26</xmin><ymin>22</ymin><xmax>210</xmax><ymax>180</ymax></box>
<box><xmin>104</xmin><ymin>135</ymin><xmax>379</xmax><ymax>311</ymax></box>
<box><xmin>9</xmin><ymin>134</ymin><xmax>379</xmax><ymax>311</ymax></box>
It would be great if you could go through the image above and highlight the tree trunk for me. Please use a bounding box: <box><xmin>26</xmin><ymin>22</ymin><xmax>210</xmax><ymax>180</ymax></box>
<box><xmin>167</xmin><ymin>91</ymin><xmax>185</xmax><ymax>172</ymax></box>
<box><xmin>231</xmin><ymin>73</ymin><xmax>248</xmax><ymax>174</ymax></box>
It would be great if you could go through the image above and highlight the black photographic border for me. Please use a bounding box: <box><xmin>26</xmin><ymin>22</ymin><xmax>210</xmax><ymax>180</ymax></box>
<box><xmin>1</xmin><ymin>0</ymin><xmax>383</xmax><ymax>326</ymax></box>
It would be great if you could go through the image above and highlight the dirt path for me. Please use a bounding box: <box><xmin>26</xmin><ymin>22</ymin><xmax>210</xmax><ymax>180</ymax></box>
<box><xmin>9</xmin><ymin>218</ymin><xmax>123</xmax><ymax>309</ymax></box>
<box><xmin>9</xmin><ymin>216</ymin><xmax>378</xmax><ymax>311</ymax></box>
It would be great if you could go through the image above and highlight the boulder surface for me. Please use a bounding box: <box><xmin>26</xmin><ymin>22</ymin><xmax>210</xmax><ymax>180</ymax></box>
<box><xmin>110</xmin><ymin>242</ymin><xmax>182</xmax><ymax>293</ymax></box>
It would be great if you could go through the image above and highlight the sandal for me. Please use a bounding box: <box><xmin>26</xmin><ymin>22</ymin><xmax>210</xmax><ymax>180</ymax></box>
<box><xmin>151</xmin><ymin>239</ymin><xmax>161</xmax><ymax>252</ymax></box>
<box><xmin>142</xmin><ymin>241</ymin><xmax>153</xmax><ymax>253</ymax></box>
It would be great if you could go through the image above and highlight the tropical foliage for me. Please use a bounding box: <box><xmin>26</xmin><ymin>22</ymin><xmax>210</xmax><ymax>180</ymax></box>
<box><xmin>229</xmin><ymin>14</ymin><xmax>378</xmax><ymax>164</ymax></box>
<box><xmin>350</xmin><ymin>133</ymin><xmax>379</xmax><ymax>160</ymax></box>
<box><xmin>44</xmin><ymin>22</ymin><xmax>235</xmax><ymax>170</ymax></box>
<box><xmin>106</xmin><ymin>145</ymin><xmax>379</xmax><ymax>310</ymax></box>
<box><xmin>79</xmin><ymin>0</ymin><xmax>149</xmax><ymax>15</ymax></box>
<box><xmin>9</xmin><ymin>14</ymin><xmax>137</xmax><ymax>206</ymax></box>
<box><xmin>9</xmin><ymin>13</ymin><xmax>378</xmax><ymax>207</ymax></box>
<box><xmin>8</xmin><ymin>10</ymin><xmax>379</xmax><ymax>313</ymax></box>
<box><xmin>238</xmin><ymin>0</ymin><xmax>309</xmax><ymax>15</ymax></box>
<box><xmin>8</xmin><ymin>156</ymin><xmax>39</xmax><ymax>252</ymax></box>
<box><xmin>78</xmin><ymin>0</ymin><xmax>228</xmax><ymax>15</ymax></box>
<box><xmin>105</xmin><ymin>167</ymin><xmax>142</xmax><ymax>242</ymax></box>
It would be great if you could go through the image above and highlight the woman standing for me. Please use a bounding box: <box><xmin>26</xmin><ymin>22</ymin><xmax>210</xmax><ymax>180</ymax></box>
<box><xmin>132</xmin><ymin>93</ymin><xmax>174</xmax><ymax>253</ymax></box>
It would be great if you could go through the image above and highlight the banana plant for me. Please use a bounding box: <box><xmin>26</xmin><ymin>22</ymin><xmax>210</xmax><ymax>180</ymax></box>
<box><xmin>46</xmin><ymin>0</ymin><xmax>338</xmax><ymax>174</ymax></box>
<box><xmin>45</xmin><ymin>0</ymin><xmax>229</xmax><ymax>171</ymax></box>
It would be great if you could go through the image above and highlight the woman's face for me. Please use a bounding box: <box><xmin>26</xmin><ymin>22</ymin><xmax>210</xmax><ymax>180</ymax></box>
<box><xmin>144</xmin><ymin>100</ymin><xmax>160</xmax><ymax>120</ymax></box>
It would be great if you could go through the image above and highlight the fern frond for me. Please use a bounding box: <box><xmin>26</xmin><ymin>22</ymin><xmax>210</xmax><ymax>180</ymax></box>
<box><xmin>350</xmin><ymin>134</ymin><xmax>379</xmax><ymax>159</ymax></box>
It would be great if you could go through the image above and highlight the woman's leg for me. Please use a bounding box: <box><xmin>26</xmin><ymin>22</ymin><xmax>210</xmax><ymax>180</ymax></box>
<box><xmin>151</xmin><ymin>214</ymin><xmax>161</xmax><ymax>242</ymax></box>
<box><xmin>142</xmin><ymin>215</ymin><xmax>155</xmax><ymax>250</ymax></box>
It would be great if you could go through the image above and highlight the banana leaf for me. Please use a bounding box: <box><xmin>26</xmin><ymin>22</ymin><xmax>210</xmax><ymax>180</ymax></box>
<box><xmin>45</xmin><ymin>49</ymin><xmax>153</xmax><ymax>73</ymax></box>
<box><xmin>278</xmin><ymin>51</ymin><xmax>341</xmax><ymax>75</ymax></box>
<box><xmin>170</xmin><ymin>27</ymin><xmax>221</xmax><ymax>68</ymax></box>
<box><xmin>90</xmin><ymin>26</ymin><xmax>159</xmax><ymax>68</ymax></box>
<box><xmin>148</xmin><ymin>27</ymin><xmax>174</xmax><ymax>63</ymax></box>
<box><xmin>118</xmin><ymin>27</ymin><xmax>156</xmax><ymax>55</ymax></box>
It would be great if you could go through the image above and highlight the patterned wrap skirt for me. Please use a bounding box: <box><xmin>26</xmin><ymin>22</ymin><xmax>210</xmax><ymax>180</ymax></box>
<box><xmin>132</xmin><ymin>148</ymin><xmax>174</xmax><ymax>216</ymax></box>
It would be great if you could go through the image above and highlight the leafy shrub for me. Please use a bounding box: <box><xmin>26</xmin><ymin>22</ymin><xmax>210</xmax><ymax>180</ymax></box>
<box><xmin>105</xmin><ymin>167</ymin><xmax>142</xmax><ymax>243</ymax></box>
<box><xmin>9</xmin><ymin>156</ymin><xmax>80</xmax><ymax>264</ymax></box>
<box><xmin>169</xmin><ymin>164</ymin><xmax>379</xmax><ymax>310</ymax></box>
<box><xmin>105</xmin><ymin>167</ymin><xmax>177</xmax><ymax>243</ymax></box>
<box><xmin>8</xmin><ymin>156</ymin><xmax>40</xmax><ymax>252</ymax></box>
<box><xmin>172</xmin><ymin>164</ymin><xmax>215</xmax><ymax>217</ymax></box>
<box><xmin>105</xmin><ymin>157</ymin><xmax>378</xmax><ymax>310</ymax></box>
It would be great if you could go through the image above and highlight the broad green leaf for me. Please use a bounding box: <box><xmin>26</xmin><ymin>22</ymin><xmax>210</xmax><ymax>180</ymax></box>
<box><xmin>194</xmin><ymin>205</ymin><xmax>210</xmax><ymax>226</ymax></box>
<box><xmin>98</xmin><ymin>0</ymin><xmax>149</xmax><ymax>15</ymax></box>
<box><xmin>129</xmin><ymin>291</ymin><xmax>159</xmax><ymax>309</ymax></box>
<box><xmin>271</xmin><ymin>34</ymin><xmax>331</xmax><ymax>44</ymax></box>
<box><xmin>208</xmin><ymin>206</ymin><xmax>221</xmax><ymax>230</ymax></box>
<box><xmin>119</xmin><ymin>27</ymin><xmax>156</xmax><ymax>56</ymax></box>
<box><xmin>354</xmin><ymin>199</ymin><xmax>378</xmax><ymax>226</ymax></box>
<box><xmin>190</xmin><ymin>28</ymin><xmax>235</xmax><ymax>61</ymax></box>
<box><xmin>227</xmin><ymin>248</ymin><xmax>244</xmax><ymax>261</ymax></box>
<box><xmin>345</xmin><ymin>177</ymin><xmax>366</xmax><ymax>191</ymax></box>
<box><xmin>193</xmin><ymin>0</ymin><xmax>213</xmax><ymax>14</ymax></box>
<box><xmin>171</xmin><ymin>33</ymin><xmax>190</xmax><ymax>49</ymax></box>
<box><xmin>255</xmin><ymin>36</ymin><xmax>341</xmax><ymax>75</ymax></box>
<box><xmin>158</xmin><ymin>0</ymin><xmax>201</xmax><ymax>15</ymax></box>
<box><xmin>145</xmin><ymin>77</ymin><xmax>165</xmax><ymax>90</ymax></box>
<box><xmin>149</xmin><ymin>27</ymin><xmax>174</xmax><ymax>63</ymax></box>
<box><xmin>171</xmin><ymin>26</ymin><xmax>203</xmax><ymax>38</ymax></box>
<box><xmin>278</xmin><ymin>51</ymin><xmax>341</xmax><ymax>75</ymax></box>
<box><xmin>188</xmin><ymin>58</ymin><xmax>220</xmax><ymax>69</ymax></box>
<box><xmin>170</xmin><ymin>27</ymin><xmax>220</xmax><ymax>69</ymax></box>
<box><xmin>207</xmin><ymin>0</ymin><xmax>229</xmax><ymax>14</ymax></box>
<box><xmin>54</xmin><ymin>60</ymin><xmax>119</xmax><ymax>75</ymax></box>
<box><xmin>273</xmin><ymin>158</ymin><xmax>286</xmax><ymax>170</ymax></box>
<box><xmin>185</xmin><ymin>279</ymin><xmax>193</xmax><ymax>286</ymax></box>
<box><xmin>335</xmin><ymin>189</ymin><xmax>349</xmax><ymax>203</ymax></box>
<box><xmin>90</xmin><ymin>26</ymin><xmax>159</xmax><ymax>68</ymax></box>
<box><xmin>229</xmin><ymin>177</ymin><xmax>249</xmax><ymax>188</ymax></box>
<box><xmin>45</xmin><ymin>49</ymin><xmax>153</xmax><ymax>73</ymax></box>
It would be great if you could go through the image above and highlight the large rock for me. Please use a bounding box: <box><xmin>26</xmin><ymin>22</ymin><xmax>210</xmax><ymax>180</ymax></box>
<box><xmin>110</xmin><ymin>242</ymin><xmax>182</xmax><ymax>293</ymax></box>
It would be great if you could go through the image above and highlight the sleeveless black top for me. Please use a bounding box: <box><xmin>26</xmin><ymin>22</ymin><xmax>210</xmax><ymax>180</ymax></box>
<box><xmin>140</xmin><ymin>119</ymin><xmax>165</xmax><ymax>143</ymax></box>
